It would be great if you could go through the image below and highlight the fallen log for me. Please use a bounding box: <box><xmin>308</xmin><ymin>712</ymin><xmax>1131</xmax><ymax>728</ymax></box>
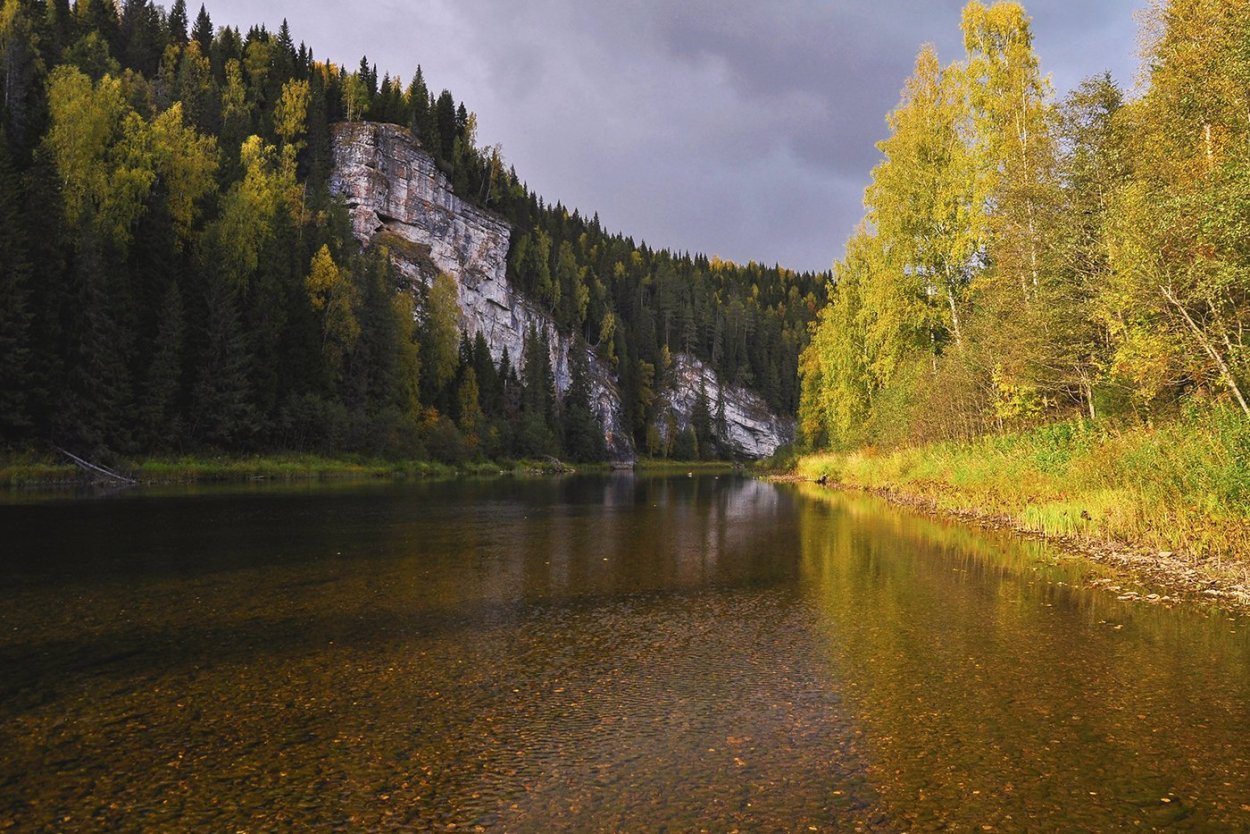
<box><xmin>52</xmin><ymin>446</ymin><xmax>137</xmax><ymax>486</ymax></box>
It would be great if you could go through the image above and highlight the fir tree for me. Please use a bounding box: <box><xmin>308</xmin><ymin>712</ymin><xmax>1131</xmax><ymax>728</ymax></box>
<box><xmin>191</xmin><ymin>3</ymin><xmax>212</xmax><ymax>55</ymax></box>
<box><xmin>138</xmin><ymin>281</ymin><xmax>185</xmax><ymax>447</ymax></box>
<box><xmin>192</xmin><ymin>269</ymin><xmax>253</xmax><ymax>448</ymax></box>
<box><xmin>0</xmin><ymin>130</ymin><xmax>32</xmax><ymax>439</ymax></box>
<box><xmin>1</xmin><ymin>0</ymin><xmax>46</xmax><ymax>153</ymax></box>
<box><xmin>433</xmin><ymin>89</ymin><xmax>455</xmax><ymax>160</ymax></box>
<box><xmin>167</xmin><ymin>0</ymin><xmax>188</xmax><ymax>45</ymax></box>
<box><xmin>691</xmin><ymin>380</ymin><xmax>714</xmax><ymax>459</ymax></box>
<box><xmin>562</xmin><ymin>347</ymin><xmax>606</xmax><ymax>462</ymax></box>
<box><xmin>60</xmin><ymin>229</ymin><xmax>133</xmax><ymax>454</ymax></box>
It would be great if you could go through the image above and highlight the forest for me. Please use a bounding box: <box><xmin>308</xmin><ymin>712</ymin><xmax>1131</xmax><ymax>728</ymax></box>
<box><xmin>0</xmin><ymin>0</ymin><xmax>829</xmax><ymax>466</ymax></box>
<box><xmin>799</xmin><ymin>0</ymin><xmax>1250</xmax><ymax>452</ymax></box>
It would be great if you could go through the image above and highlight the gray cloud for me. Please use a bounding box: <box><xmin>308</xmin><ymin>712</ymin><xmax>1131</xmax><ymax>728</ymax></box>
<box><xmin>204</xmin><ymin>0</ymin><xmax>1144</xmax><ymax>272</ymax></box>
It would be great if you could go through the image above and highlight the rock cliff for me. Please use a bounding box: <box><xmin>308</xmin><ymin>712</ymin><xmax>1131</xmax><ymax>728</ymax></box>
<box><xmin>330</xmin><ymin>121</ymin><xmax>634</xmax><ymax>460</ymax></box>
<box><xmin>654</xmin><ymin>353</ymin><xmax>795</xmax><ymax>459</ymax></box>
<box><xmin>330</xmin><ymin>121</ymin><xmax>792</xmax><ymax>461</ymax></box>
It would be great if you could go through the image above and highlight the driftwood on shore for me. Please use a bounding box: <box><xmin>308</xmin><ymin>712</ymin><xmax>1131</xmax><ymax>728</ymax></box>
<box><xmin>53</xmin><ymin>446</ymin><xmax>137</xmax><ymax>486</ymax></box>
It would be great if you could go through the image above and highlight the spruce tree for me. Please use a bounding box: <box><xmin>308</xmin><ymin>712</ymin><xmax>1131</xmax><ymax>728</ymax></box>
<box><xmin>191</xmin><ymin>4</ymin><xmax>212</xmax><ymax>55</ymax></box>
<box><xmin>167</xmin><ymin>0</ymin><xmax>188</xmax><ymax>44</ymax></box>
<box><xmin>1</xmin><ymin>0</ymin><xmax>46</xmax><ymax>154</ymax></box>
<box><xmin>691</xmin><ymin>381</ymin><xmax>713</xmax><ymax>459</ymax></box>
<box><xmin>192</xmin><ymin>269</ymin><xmax>253</xmax><ymax>448</ymax></box>
<box><xmin>433</xmin><ymin>89</ymin><xmax>456</xmax><ymax>160</ymax></box>
<box><xmin>0</xmin><ymin>130</ymin><xmax>32</xmax><ymax>439</ymax></box>
<box><xmin>61</xmin><ymin>229</ymin><xmax>133</xmax><ymax>454</ymax></box>
<box><xmin>138</xmin><ymin>281</ymin><xmax>185</xmax><ymax>448</ymax></box>
<box><xmin>562</xmin><ymin>348</ymin><xmax>605</xmax><ymax>462</ymax></box>
<box><xmin>407</xmin><ymin>66</ymin><xmax>430</xmax><ymax>143</ymax></box>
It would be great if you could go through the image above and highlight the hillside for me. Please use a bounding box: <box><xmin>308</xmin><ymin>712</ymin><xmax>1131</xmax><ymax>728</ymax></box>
<box><xmin>0</xmin><ymin>0</ymin><xmax>828</xmax><ymax>464</ymax></box>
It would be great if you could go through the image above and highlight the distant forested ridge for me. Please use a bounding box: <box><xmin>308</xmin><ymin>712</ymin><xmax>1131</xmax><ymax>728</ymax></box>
<box><xmin>0</xmin><ymin>0</ymin><xmax>828</xmax><ymax>463</ymax></box>
<box><xmin>800</xmin><ymin>0</ymin><xmax>1250</xmax><ymax>449</ymax></box>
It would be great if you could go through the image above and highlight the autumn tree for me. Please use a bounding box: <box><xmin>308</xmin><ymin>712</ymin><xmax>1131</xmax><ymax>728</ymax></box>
<box><xmin>1105</xmin><ymin>0</ymin><xmax>1250</xmax><ymax>414</ymax></box>
<box><xmin>420</xmin><ymin>271</ymin><xmax>461</xmax><ymax>405</ymax></box>
<box><xmin>306</xmin><ymin>244</ymin><xmax>359</xmax><ymax>382</ymax></box>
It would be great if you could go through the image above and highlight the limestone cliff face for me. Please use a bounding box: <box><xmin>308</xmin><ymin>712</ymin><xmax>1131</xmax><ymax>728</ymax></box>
<box><xmin>654</xmin><ymin>354</ymin><xmax>795</xmax><ymax>459</ymax></box>
<box><xmin>330</xmin><ymin>121</ymin><xmax>634</xmax><ymax>461</ymax></box>
<box><xmin>330</xmin><ymin>121</ymin><xmax>792</xmax><ymax>462</ymax></box>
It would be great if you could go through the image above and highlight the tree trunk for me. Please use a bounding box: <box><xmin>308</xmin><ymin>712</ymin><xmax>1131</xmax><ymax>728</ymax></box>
<box><xmin>1162</xmin><ymin>285</ymin><xmax>1250</xmax><ymax>417</ymax></box>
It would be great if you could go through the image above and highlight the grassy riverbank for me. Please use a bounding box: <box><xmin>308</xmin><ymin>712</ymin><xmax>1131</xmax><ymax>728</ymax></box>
<box><xmin>0</xmin><ymin>452</ymin><xmax>573</xmax><ymax>487</ymax></box>
<box><xmin>634</xmin><ymin>459</ymin><xmax>741</xmax><ymax>474</ymax></box>
<box><xmin>1</xmin><ymin>451</ymin><xmax>745</xmax><ymax>487</ymax></box>
<box><xmin>796</xmin><ymin>406</ymin><xmax>1250</xmax><ymax>592</ymax></box>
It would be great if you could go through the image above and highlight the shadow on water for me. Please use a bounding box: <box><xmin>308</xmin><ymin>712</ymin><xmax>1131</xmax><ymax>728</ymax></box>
<box><xmin>1</xmin><ymin>476</ymin><xmax>1249</xmax><ymax>831</ymax></box>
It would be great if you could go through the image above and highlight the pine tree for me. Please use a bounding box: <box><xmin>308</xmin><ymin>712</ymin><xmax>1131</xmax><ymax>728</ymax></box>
<box><xmin>167</xmin><ymin>0</ymin><xmax>188</xmax><ymax>45</ymax></box>
<box><xmin>456</xmin><ymin>366</ymin><xmax>482</xmax><ymax>446</ymax></box>
<box><xmin>192</xmin><ymin>3</ymin><xmax>212</xmax><ymax>55</ymax></box>
<box><xmin>75</xmin><ymin>0</ymin><xmax>121</xmax><ymax>59</ymax></box>
<box><xmin>517</xmin><ymin>325</ymin><xmax>558</xmax><ymax>456</ymax></box>
<box><xmin>43</xmin><ymin>0</ymin><xmax>73</xmax><ymax>60</ymax></box>
<box><xmin>138</xmin><ymin>281</ymin><xmax>185</xmax><ymax>447</ymax></box>
<box><xmin>471</xmin><ymin>331</ymin><xmax>500</xmax><ymax>413</ymax></box>
<box><xmin>562</xmin><ymin>346</ymin><xmax>606</xmax><ymax>462</ymax></box>
<box><xmin>60</xmin><ymin>229</ymin><xmax>134</xmax><ymax>454</ymax></box>
<box><xmin>192</xmin><ymin>268</ymin><xmax>253</xmax><ymax>448</ymax></box>
<box><xmin>407</xmin><ymin>66</ymin><xmax>430</xmax><ymax>143</ymax></box>
<box><xmin>433</xmin><ymin>89</ymin><xmax>455</xmax><ymax>160</ymax></box>
<box><xmin>1</xmin><ymin>0</ymin><xmax>46</xmax><ymax>154</ymax></box>
<box><xmin>0</xmin><ymin>130</ymin><xmax>32</xmax><ymax>439</ymax></box>
<box><xmin>691</xmin><ymin>380</ymin><xmax>714</xmax><ymax>459</ymax></box>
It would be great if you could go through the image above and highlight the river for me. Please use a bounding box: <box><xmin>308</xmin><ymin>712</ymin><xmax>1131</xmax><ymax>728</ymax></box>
<box><xmin>2</xmin><ymin>475</ymin><xmax>1248</xmax><ymax>831</ymax></box>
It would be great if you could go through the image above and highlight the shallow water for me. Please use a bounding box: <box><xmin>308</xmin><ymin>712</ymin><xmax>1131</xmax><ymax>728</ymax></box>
<box><xmin>1</xmin><ymin>475</ymin><xmax>1248</xmax><ymax>831</ymax></box>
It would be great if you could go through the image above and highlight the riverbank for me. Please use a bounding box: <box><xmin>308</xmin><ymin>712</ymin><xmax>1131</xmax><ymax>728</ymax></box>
<box><xmin>793</xmin><ymin>407</ymin><xmax>1250</xmax><ymax>611</ymax></box>
<box><xmin>1</xmin><ymin>451</ymin><xmax>741</xmax><ymax>488</ymax></box>
<box><xmin>0</xmin><ymin>453</ymin><xmax>501</xmax><ymax>487</ymax></box>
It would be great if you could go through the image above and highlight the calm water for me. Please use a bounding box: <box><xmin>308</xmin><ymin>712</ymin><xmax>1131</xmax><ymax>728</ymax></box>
<box><xmin>2</xmin><ymin>475</ymin><xmax>1249</xmax><ymax>832</ymax></box>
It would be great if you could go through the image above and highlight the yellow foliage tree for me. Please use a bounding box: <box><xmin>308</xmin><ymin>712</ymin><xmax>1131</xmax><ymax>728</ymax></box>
<box><xmin>215</xmin><ymin>135</ymin><xmax>300</xmax><ymax>285</ymax></box>
<box><xmin>274</xmin><ymin>78</ymin><xmax>310</xmax><ymax>148</ymax></box>
<box><xmin>306</xmin><ymin>245</ymin><xmax>360</xmax><ymax>379</ymax></box>
<box><xmin>148</xmin><ymin>102</ymin><xmax>217</xmax><ymax>245</ymax></box>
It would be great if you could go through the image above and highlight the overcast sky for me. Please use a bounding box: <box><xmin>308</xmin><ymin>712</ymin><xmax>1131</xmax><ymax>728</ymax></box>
<box><xmin>204</xmin><ymin>0</ymin><xmax>1146</xmax><ymax>273</ymax></box>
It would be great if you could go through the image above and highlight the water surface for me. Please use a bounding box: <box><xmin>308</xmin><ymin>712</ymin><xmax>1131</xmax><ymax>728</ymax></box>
<box><xmin>1</xmin><ymin>476</ymin><xmax>1248</xmax><ymax>831</ymax></box>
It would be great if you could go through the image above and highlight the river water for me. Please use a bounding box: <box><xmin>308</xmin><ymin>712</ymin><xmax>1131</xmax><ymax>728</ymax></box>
<box><xmin>2</xmin><ymin>475</ymin><xmax>1248</xmax><ymax>831</ymax></box>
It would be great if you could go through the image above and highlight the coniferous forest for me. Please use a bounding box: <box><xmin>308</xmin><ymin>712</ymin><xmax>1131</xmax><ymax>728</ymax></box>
<box><xmin>0</xmin><ymin>0</ymin><xmax>829</xmax><ymax>465</ymax></box>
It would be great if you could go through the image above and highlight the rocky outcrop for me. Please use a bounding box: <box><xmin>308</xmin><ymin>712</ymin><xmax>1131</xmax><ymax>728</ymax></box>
<box><xmin>330</xmin><ymin>121</ymin><xmax>794</xmax><ymax>462</ymax></box>
<box><xmin>654</xmin><ymin>353</ymin><xmax>795</xmax><ymax>459</ymax></box>
<box><xmin>330</xmin><ymin>121</ymin><xmax>634</xmax><ymax>461</ymax></box>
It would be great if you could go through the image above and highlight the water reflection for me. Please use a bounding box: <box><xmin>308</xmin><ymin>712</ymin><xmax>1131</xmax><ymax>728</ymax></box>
<box><xmin>0</xmin><ymin>476</ymin><xmax>877</xmax><ymax>832</ymax></box>
<box><xmin>797</xmin><ymin>485</ymin><xmax>1250</xmax><ymax>831</ymax></box>
<box><xmin>2</xmin><ymin>477</ymin><xmax>1249</xmax><ymax>831</ymax></box>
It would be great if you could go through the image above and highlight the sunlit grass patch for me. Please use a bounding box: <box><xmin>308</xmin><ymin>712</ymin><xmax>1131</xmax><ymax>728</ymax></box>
<box><xmin>797</xmin><ymin>406</ymin><xmax>1250</xmax><ymax>565</ymax></box>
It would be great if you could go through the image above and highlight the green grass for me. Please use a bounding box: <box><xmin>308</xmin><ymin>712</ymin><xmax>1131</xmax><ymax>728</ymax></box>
<box><xmin>1</xmin><ymin>450</ymin><xmax>750</xmax><ymax>488</ymax></box>
<box><xmin>634</xmin><ymin>458</ymin><xmax>739</xmax><ymax>473</ymax></box>
<box><xmin>0</xmin><ymin>452</ymin><xmax>569</xmax><ymax>487</ymax></box>
<box><xmin>797</xmin><ymin>406</ymin><xmax>1250</xmax><ymax>569</ymax></box>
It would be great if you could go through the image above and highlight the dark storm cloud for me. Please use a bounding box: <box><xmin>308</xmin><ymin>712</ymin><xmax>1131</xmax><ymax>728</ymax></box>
<box><xmin>204</xmin><ymin>0</ymin><xmax>1144</xmax><ymax>272</ymax></box>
